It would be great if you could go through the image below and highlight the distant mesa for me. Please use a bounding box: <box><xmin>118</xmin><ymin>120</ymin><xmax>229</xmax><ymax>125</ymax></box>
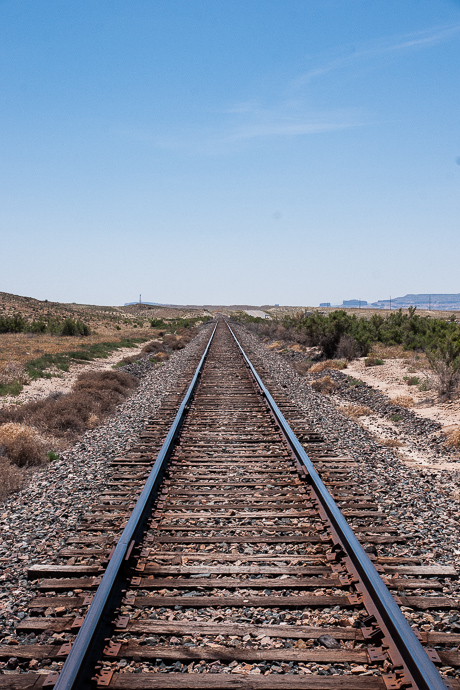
<box><xmin>371</xmin><ymin>294</ymin><xmax>460</xmax><ymax>310</ymax></box>
<box><xmin>343</xmin><ymin>299</ymin><xmax>367</xmax><ymax>307</ymax></box>
<box><xmin>319</xmin><ymin>294</ymin><xmax>460</xmax><ymax>311</ymax></box>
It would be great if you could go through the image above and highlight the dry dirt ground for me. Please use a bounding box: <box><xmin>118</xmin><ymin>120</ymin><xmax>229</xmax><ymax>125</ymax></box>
<box><xmin>341</xmin><ymin>350</ymin><xmax>460</xmax><ymax>471</ymax></box>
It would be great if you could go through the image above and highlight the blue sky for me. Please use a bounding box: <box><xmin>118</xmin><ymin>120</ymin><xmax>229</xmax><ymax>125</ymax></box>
<box><xmin>1</xmin><ymin>0</ymin><xmax>459</xmax><ymax>306</ymax></box>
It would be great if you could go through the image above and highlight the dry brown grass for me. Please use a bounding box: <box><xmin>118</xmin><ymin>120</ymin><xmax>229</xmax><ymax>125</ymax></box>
<box><xmin>294</xmin><ymin>362</ymin><xmax>311</xmax><ymax>376</ymax></box>
<box><xmin>391</xmin><ymin>395</ymin><xmax>414</xmax><ymax>408</ymax></box>
<box><xmin>311</xmin><ymin>376</ymin><xmax>338</xmax><ymax>394</ymax></box>
<box><xmin>142</xmin><ymin>340</ymin><xmax>167</xmax><ymax>355</ymax></box>
<box><xmin>0</xmin><ymin>422</ymin><xmax>47</xmax><ymax>467</ymax></box>
<box><xmin>0</xmin><ymin>370</ymin><xmax>138</xmax><ymax>439</ymax></box>
<box><xmin>446</xmin><ymin>427</ymin><xmax>460</xmax><ymax>449</ymax></box>
<box><xmin>338</xmin><ymin>404</ymin><xmax>373</xmax><ymax>419</ymax></box>
<box><xmin>380</xmin><ymin>438</ymin><xmax>404</xmax><ymax>448</ymax></box>
<box><xmin>309</xmin><ymin>360</ymin><xmax>347</xmax><ymax>373</ymax></box>
<box><xmin>0</xmin><ymin>361</ymin><xmax>29</xmax><ymax>384</ymax></box>
<box><xmin>0</xmin><ymin>458</ymin><xmax>25</xmax><ymax>501</ymax></box>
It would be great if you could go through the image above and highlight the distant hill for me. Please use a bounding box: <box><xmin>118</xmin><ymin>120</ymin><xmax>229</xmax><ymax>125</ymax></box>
<box><xmin>124</xmin><ymin>301</ymin><xmax>164</xmax><ymax>306</ymax></box>
<box><xmin>371</xmin><ymin>294</ymin><xmax>460</xmax><ymax>310</ymax></box>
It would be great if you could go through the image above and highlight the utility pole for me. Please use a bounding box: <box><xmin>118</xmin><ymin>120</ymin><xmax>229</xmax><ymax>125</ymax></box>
<box><xmin>139</xmin><ymin>294</ymin><xmax>142</xmax><ymax>305</ymax></box>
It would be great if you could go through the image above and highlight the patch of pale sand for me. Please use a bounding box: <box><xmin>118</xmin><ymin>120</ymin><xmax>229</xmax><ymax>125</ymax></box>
<box><xmin>345</xmin><ymin>357</ymin><xmax>460</xmax><ymax>429</ymax></box>
<box><xmin>331</xmin><ymin>395</ymin><xmax>460</xmax><ymax>470</ymax></box>
<box><xmin>0</xmin><ymin>342</ymin><xmax>150</xmax><ymax>410</ymax></box>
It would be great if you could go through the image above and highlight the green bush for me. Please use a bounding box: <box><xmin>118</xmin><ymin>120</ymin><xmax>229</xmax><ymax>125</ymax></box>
<box><xmin>242</xmin><ymin>306</ymin><xmax>460</xmax><ymax>363</ymax></box>
<box><xmin>0</xmin><ymin>312</ymin><xmax>91</xmax><ymax>336</ymax></box>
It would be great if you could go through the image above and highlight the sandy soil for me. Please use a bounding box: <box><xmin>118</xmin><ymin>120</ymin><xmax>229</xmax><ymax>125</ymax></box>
<box><xmin>340</xmin><ymin>356</ymin><xmax>460</xmax><ymax>470</ymax></box>
<box><xmin>345</xmin><ymin>356</ymin><xmax>460</xmax><ymax>429</ymax></box>
<box><xmin>0</xmin><ymin>342</ymin><xmax>149</xmax><ymax>410</ymax></box>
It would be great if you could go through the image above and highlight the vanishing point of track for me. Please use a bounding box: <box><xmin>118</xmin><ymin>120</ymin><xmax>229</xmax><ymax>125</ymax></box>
<box><xmin>2</xmin><ymin>321</ymin><xmax>460</xmax><ymax>689</ymax></box>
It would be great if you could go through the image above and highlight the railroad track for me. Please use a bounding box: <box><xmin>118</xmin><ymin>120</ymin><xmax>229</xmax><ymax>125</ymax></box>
<box><xmin>1</xmin><ymin>320</ymin><xmax>459</xmax><ymax>689</ymax></box>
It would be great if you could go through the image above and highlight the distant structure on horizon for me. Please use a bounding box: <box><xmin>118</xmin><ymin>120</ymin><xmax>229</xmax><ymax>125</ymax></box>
<box><xmin>124</xmin><ymin>300</ymin><xmax>164</xmax><ymax>306</ymax></box>
<box><xmin>343</xmin><ymin>299</ymin><xmax>368</xmax><ymax>308</ymax></box>
<box><xmin>371</xmin><ymin>294</ymin><xmax>460</xmax><ymax>311</ymax></box>
<box><xmin>319</xmin><ymin>302</ymin><xmax>331</xmax><ymax>307</ymax></box>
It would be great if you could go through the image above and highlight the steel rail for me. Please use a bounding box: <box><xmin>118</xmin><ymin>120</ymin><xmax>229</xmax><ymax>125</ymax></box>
<box><xmin>227</xmin><ymin>321</ymin><xmax>448</xmax><ymax>690</ymax></box>
<box><xmin>53</xmin><ymin>322</ymin><xmax>218</xmax><ymax>690</ymax></box>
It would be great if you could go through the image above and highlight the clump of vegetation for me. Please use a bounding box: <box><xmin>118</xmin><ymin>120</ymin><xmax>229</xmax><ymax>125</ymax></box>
<box><xmin>380</xmin><ymin>438</ymin><xmax>404</xmax><ymax>448</ymax></box>
<box><xmin>0</xmin><ymin>370</ymin><xmax>138</xmax><ymax>439</ymax></box>
<box><xmin>0</xmin><ymin>313</ymin><xmax>91</xmax><ymax>336</ymax></box>
<box><xmin>390</xmin><ymin>413</ymin><xmax>403</xmax><ymax>423</ymax></box>
<box><xmin>346</xmin><ymin>376</ymin><xmax>365</xmax><ymax>387</ymax></box>
<box><xmin>20</xmin><ymin>337</ymin><xmax>148</xmax><ymax>384</ymax></box>
<box><xmin>364</xmin><ymin>356</ymin><xmax>384</xmax><ymax>367</ymax></box>
<box><xmin>427</xmin><ymin>338</ymin><xmax>460</xmax><ymax>401</ymax></box>
<box><xmin>404</xmin><ymin>375</ymin><xmax>420</xmax><ymax>386</ymax></box>
<box><xmin>150</xmin><ymin>316</ymin><xmax>211</xmax><ymax>331</ymax></box>
<box><xmin>445</xmin><ymin>427</ymin><xmax>460</xmax><ymax>449</ymax></box>
<box><xmin>0</xmin><ymin>423</ymin><xmax>47</xmax><ymax>467</ymax></box>
<box><xmin>418</xmin><ymin>378</ymin><xmax>432</xmax><ymax>392</ymax></box>
<box><xmin>339</xmin><ymin>404</ymin><xmax>373</xmax><ymax>419</ymax></box>
<box><xmin>150</xmin><ymin>318</ymin><xmax>168</xmax><ymax>328</ymax></box>
<box><xmin>241</xmin><ymin>307</ymin><xmax>460</xmax><ymax>367</ymax></box>
<box><xmin>309</xmin><ymin>359</ymin><xmax>347</xmax><ymax>373</ymax></box>
<box><xmin>392</xmin><ymin>396</ymin><xmax>414</xmax><ymax>408</ymax></box>
<box><xmin>0</xmin><ymin>458</ymin><xmax>24</xmax><ymax>502</ymax></box>
<box><xmin>293</xmin><ymin>361</ymin><xmax>313</xmax><ymax>376</ymax></box>
<box><xmin>311</xmin><ymin>376</ymin><xmax>338</xmax><ymax>394</ymax></box>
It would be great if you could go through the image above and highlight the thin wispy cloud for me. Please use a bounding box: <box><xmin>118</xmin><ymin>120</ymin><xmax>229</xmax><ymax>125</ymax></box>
<box><xmin>293</xmin><ymin>24</ymin><xmax>460</xmax><ymax>88</ymax></box>
<box><xmin>115</xmin><ymin>23</ymin><xmax>459</xmax><ymax>153</ymax></box>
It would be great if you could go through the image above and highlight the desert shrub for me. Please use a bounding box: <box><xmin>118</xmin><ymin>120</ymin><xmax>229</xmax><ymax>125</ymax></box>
<box><xmin>391</xmin><ymin>396</ymin><xmax>414</xmax><ymax>408</ymax></box>
<box><xmin>0</xmin><ymin>312</ymin><xmax>90</xmax><ymax>336</ymax></box>
<box><xmin>380</xmin><ymin>438</ymin><xmax>403</xmax><ymax>448</ymax></box>
<box><xmin>404</xmin><ymin>375</ymin><xmax>420</xmax><ymax>386</ymax></box>
<box><xmin>294</xmin><ymin>361</ymin><xmax>312</xmax><ymax>376</ymax></box>
<box><xmin>150</xmin><ymin>351</ymin><xmax>170</xmax><ymax>363</ymax></box>
<box><xmin>339</xmin><ymin>404</ymin><xmax>373</xmax><ymax>418</ymax></box>
<box><xmin>150</xmin><ymin>318</ymin><xmax>168</xmax><ymax>328</ymax></box>
<box><xmin>446</xmin><ymin>428</ymin><xmax>460</xmax><ymax>449</ymax></box>
<box><xmin>244</xmin><ymin>306</ymin><xmax>460</xmax><ymax>362</ymax></box>
<box><xmin>0</xmin><ymin>313</ymin><xmax>27</xmax><ymax>333</ymax></box>
<box><xmin>0</xmin><ymin>423</ymin><xmax>47</xmax><ymax>467</ymax></box>
<box><xmin>163</xmin><ymin>334</ymin><xmax>187</xmax><ymax>351</ymax></box>
<box><xmin>0</xmin><ymin>458</ymin><xmax>24</xmax><ymax>501</ymax></box>
<box><xmin>418</xmin><ymin>378</ymin><xmax>432</xmax><ymax>392</ymax></box>
<box><xmin>390</xmin><ymin>413</ymin><xmax>403</xmax><ymax>422</ymax></box>
<box><xmin>427</xmin><ymin>339</ymin><xmax>460</xmax><ymax>400</ymax></box>
<box><xmin>60</xmin><ymin>318</ymin><xmax>91</xmax><ymax>336</ymax></box>
<box><xmin>0</xmin><ymin>371</ymin><xmax>138</xmax><ymax>438</ymax></box>
<box><xmin>336</xmin><ymin>334</ymin><xmax>360</xmax><ymax>361</ymax></box>
<box><xmin>364</xmin><ymin>356</ymin><xmax>384</xmax><ymax>367</ymax></box>
<box><xmin>311</xmin><ymin>376</ymin><xmax>337</xmax><ymax>394</ymax></box>
<box><xmin>142</xmin><ymin>340</ymin><xmax>167</xmax><ymax>354</ymax></box>
<box><xmin>309</xmin><ymin>359</ymin><xmax>347</xmax><ymax>373</ymax></box>
<box><xmin>0</xmin><ymin>361</ymin><xmax>28</xmax><ymax>385</ymax></box>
